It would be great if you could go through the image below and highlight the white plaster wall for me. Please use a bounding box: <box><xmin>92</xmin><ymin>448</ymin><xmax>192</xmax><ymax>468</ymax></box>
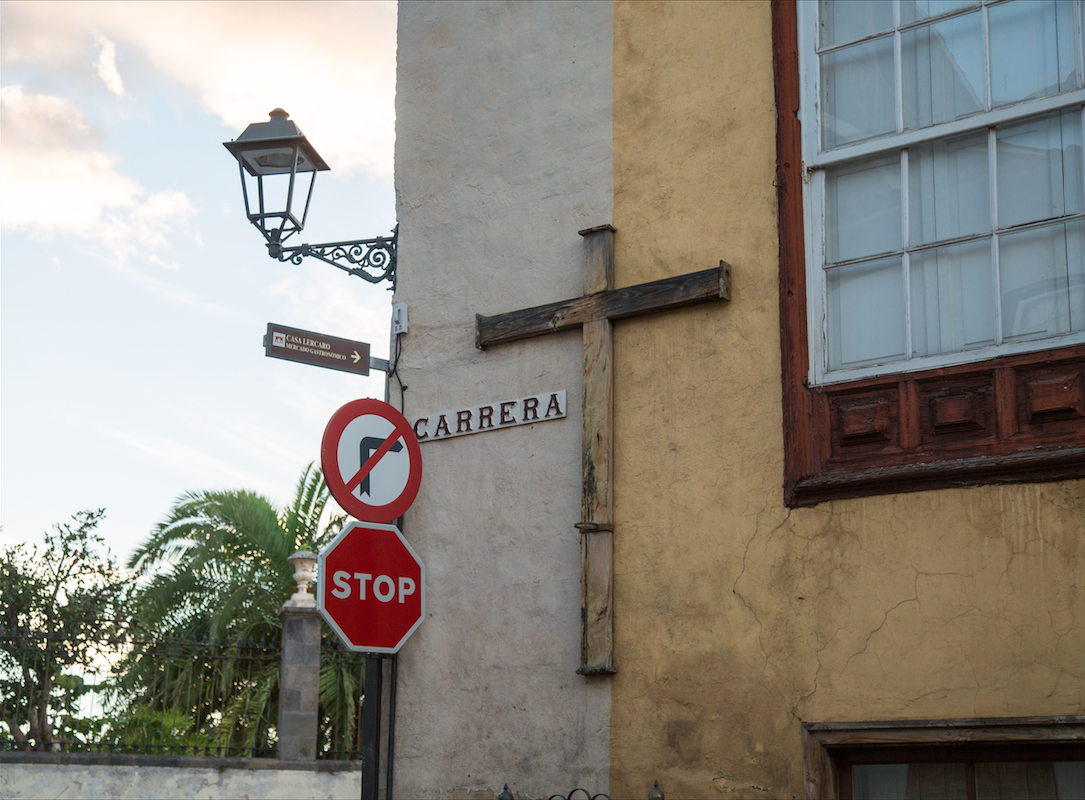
<box><xmin>393</xmin><ymin>2</ymin><xmax>613</xmax><ymax>797</ymax></box>
<box><xmin>0</xmin><ymin>763</ymin><xmax>359</xmax><ymax>800</ymax></box>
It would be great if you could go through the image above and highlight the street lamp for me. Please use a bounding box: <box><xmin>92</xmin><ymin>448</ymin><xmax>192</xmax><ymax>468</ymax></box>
<box><xmin>223</xmin><ymin>108</ymin><xmax>397</xmax><ymax>287</ymax></box>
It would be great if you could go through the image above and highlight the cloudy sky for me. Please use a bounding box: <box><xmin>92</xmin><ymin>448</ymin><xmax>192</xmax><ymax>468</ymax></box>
<box><xmin>1</xmin><ymin>1</ymin><xmax>398</xmax><ymax>561</ymax></box>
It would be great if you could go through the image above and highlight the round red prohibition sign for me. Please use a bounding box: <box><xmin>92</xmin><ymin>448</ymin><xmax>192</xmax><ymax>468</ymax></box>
<box><xmin>321</xmin><ymin>398</ymin><xmax>422</xmax><ymax>523</ymax></box>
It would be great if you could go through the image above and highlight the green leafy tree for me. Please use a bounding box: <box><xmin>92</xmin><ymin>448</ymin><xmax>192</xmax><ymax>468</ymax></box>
<box><xmin>119</xmin><ymin>464</ymin><xmax>361</xmax><ymax>757</ymax></box>
<box><xmin>0</xmin><ymin>510</ymin><xmax>130</xmax><ymax>751</ymax></box>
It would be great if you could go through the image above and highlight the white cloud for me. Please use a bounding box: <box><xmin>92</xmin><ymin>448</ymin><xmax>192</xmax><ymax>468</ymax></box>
<box><xmin>1</xmin><ymin>85</ymin><xmax>138</xmax><ymax>231</ymax></box>
<box><xmin>0</xmin><ymin>85</ymin><xmax>195</xmax><ymax>260</ymax></box>
<box><xmin>94</xmin><ymin>35</ymin><xmax>127</xmax><ymax>97</ymax></box>
<box><xmin>1</xmin><ymin>1</ymin><xmax>397</xmax><ymax>180</ymax></box>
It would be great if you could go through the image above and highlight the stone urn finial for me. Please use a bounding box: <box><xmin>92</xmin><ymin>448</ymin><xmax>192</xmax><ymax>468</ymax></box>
<box><xmin>285</xmin><ymin>551</ymin><xmax>318</xmax><ymax>607</ymax></box>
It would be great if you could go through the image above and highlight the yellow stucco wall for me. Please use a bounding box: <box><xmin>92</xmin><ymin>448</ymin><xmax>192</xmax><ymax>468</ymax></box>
<box><xmin>610</xmin><ymin>2</ymin><xmax>1085</xmax><ymax>798</ymax></box>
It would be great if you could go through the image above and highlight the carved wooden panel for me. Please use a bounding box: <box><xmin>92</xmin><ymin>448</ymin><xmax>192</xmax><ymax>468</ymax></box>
<box><xmin>917</xmin><ymin>375</ymin><xmax>995</xmax><ymax>444</ymax></box>
<box><xmin>828</xmin><ymin>388</ymin><xmax>899</xmax><ymax>457</ymax></box>
<box><xmin>1017</xmin><ymin>365</ymin><xmax>1085</xmax><ymax>431</ymax></box>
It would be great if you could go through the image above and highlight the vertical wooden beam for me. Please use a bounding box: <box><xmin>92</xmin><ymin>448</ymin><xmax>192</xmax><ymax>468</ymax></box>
<box><xmin>577</xmin><ymin>225</ymin><xmax>616</xmax><ymax>674</ymax></box>
<box><xmin>475</xmin><ymin>224</ymin><xmax>728</xmax><ymax>672</ymax></box>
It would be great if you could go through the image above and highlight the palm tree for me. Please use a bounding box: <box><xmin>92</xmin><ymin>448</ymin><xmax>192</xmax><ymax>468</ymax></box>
<box><xmin>114</xmin><ymin>464</ymin><xmax>361</xmax><ymax>758</ymax></box>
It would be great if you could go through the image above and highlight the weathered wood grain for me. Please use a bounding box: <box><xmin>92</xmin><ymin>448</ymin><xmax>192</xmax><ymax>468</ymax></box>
<box><xmin>578</xmin><ymin>226</ymin><xmax>616</xmax><ymax>674</ymax></box>
<box><xmin>581</xmin><ymin>318</ymin><xmax>613</xmax><ymax>524</ymax></box>
<box><xmin>474</xmin><ymin>224</ymin><xmax>731</xmax><ymax>674</ymax></box>
<box><xmin>476</xmin><ymin>264</ymin><xmax>731</xmax><ymax>349</ymax></box>
<box><xmin>578</xmin><ymin>529</ymin><xmax>614</xmax><ymax>675</ymax></box>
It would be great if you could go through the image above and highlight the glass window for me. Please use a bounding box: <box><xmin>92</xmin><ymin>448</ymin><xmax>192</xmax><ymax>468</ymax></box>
<box><xmin>801</xmin><ymin>0</ymin><xmax>1085</xmax><ymax>384</ymax></box>
<box><xmin>989</xmin><ymin>0</ymin><xmax>1081</xmax><ymax>108</ymax></box>
<box><xmin>902</xmin><ymin>11</ymin><xmax>985</xmax><ymax>130</ymax></box>
<box><xmin>821</xmin><ymin>36</ymin><xmax>897</xmax><ymax>149</ymax></box>
<box><xmin>850</xmin><ymin>758</ymin><xmax>1085</xmax><ymax>800</ymax></box>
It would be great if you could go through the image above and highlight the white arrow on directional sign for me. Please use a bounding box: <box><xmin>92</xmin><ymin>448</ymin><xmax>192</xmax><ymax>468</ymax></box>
<box><xmin>264</xmin><ymin>323</ymin><xmax>372</xmax><ymax>376</ymax></box>
<box><xmin>321</xmin><ymin>398</ymin><xmax>423</xmax><ymax>523</ymax></box>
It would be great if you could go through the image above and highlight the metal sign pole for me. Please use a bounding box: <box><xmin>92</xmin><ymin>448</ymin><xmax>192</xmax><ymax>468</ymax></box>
<box><xmin>361</xmin><ymin>655</ymin><xmax>383</xmax><ymax>800</ymax></box>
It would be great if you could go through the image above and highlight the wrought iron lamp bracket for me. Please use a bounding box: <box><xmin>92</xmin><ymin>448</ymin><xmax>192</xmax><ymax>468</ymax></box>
<box><xmin>267</xmin><ymin>226</ymin><xmax>398</xmax><ymax>288</ymax></box>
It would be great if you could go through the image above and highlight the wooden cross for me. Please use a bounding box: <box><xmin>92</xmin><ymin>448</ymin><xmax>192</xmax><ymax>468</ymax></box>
<box><xmin>475</xmin><ymin>225</ymin><xmax>731</xmax><ymax>674</ymax></box>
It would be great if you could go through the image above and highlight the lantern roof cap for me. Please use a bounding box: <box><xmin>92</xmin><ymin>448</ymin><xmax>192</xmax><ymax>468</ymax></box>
<box><xmin>223</xmin><ymin>109</ymin><xmax>329</xmax><ymax>175</ymax></box>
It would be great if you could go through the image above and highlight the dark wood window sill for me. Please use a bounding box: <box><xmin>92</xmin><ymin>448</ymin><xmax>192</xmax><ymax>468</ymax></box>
<box><xmin>772</xmin><ymin>0</ymin><xmax>1085</xmax><ymax>507</ymax></box>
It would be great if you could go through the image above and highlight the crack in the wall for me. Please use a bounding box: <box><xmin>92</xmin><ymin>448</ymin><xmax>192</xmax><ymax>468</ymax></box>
<box><xmin>742</xmin><ymin>486</ymin><xmax>1082</xmax><ymax>727</ymax></box>
<box><xmin>839</xmin><ymin>571</ymin><xmax>920</xmax><ymax>677</ymax></box>
<box><xmin>732</xmin><ymin>508</ymin><xmax>794</xmax><ymax>669</ymax></box>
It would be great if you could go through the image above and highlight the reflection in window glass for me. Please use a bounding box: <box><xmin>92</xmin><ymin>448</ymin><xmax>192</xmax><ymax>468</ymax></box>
<box><xmin>901</xmin><ymin>0</ymin><xmax>980</xmax><ymax>25</ymax></box>
<box><xmin>1000</xmin><ymin>220</ymin><xmax>1085</xmax><ymax>342</ymax></box>
<box><xmin>854</xmin><ymin>761</ymin><xmax>1085</xmax><ymax>800</ymax></box>
<box><xmin>822</xmin><ymin>35</ymin><xmax>897</xmax><ymax>149</ymax></box>
<box><xmin>819</xmin><ymin>0</ymin><xmax>893</xmax><ymax>47</ymax></box>
<box><xmin>997</xmin><ymin>110</ymin><xmax>1085</xmax><ymax>229</ymax></box>
<box><xmin>854</xmin><ymin>763</ymin><xmax>968</xmax><ymax>799</ymax></box>
<box><xmin>828</xmin><ymin>257</ymin><xmax>905</xmax><ymax>369</ymax></box>
<box><xmin>976</xmin><ymin>762</ymin><xmax>1058</xmax><ymax>799</ymax></box>
<box><xmin>990</xmin><ymin>0</ymin><xmax>1081</xmax><ymax>108</ymax></box>
<box><xmin>853</xmin><ymin>764</ymin><xmax>909</xmax><ymax>799</ymax></box>
<box><xmin>903</xmin><ymin>12</ymin><xmax>985</xmax><ymax>130</ymax></box>
<box><xmin>911</xmin><ymin>239</ymin><xmax>994</xmax><ymax>356</ymax></box>
<box><xmin>827</xmin><ymin>156</ymin><xmax>901</xmax><ymax>262</ymax></box>
<box><xmin>909</xmin><ymin>131</ymin><xmax>988</xmax><ymax>245</ymax></box>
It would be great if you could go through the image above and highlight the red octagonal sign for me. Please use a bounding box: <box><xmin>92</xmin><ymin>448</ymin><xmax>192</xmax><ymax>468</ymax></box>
<box><xmin>318</xmin><ymin>521</ymin><xmax>425</xmax><ymax>653</ymax></box>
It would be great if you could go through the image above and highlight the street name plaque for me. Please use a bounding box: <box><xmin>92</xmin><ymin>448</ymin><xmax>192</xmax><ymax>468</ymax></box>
<box><xmin>264</xmin><ymin>323</ymin><xmax>371</xmax><ymax>376</ymax></box>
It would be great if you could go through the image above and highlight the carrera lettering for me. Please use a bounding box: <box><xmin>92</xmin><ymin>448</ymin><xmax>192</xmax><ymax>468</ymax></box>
<box><xmin>457</xmin><ymin>409</ymin><xmax>473</xmax><ymax>433</ymax></box>
<box><xmin>409</xmin><ymin>391</ymin><xmax>566</xmax><ymax>442</ymax></box>
<box><xmin>546</xmin><ymin>392</ymin><xmax>563</xmax><ymax>417</ymax></box>
<box><xmin>499</xmin><ymin>401</ymin><xmax>517</xmax><ymax>425</ymax></box>
<box><xmin>413</xmin><ymin>417</ymin><xmax>430</xmax><ymax>439</ymax></box>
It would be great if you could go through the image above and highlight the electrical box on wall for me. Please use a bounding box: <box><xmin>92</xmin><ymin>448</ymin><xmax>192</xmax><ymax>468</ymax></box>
<box><xmin>392</xmin><ymin>303</ymin><xmax>408</xmax><ymax>335</ymax></box>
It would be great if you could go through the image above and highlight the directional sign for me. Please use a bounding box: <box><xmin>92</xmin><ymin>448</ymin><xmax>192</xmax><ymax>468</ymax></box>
<box><xmin>321</xmin><ymin>398</ymin><xmax>423</xmax><ymax>523</ymax></box>
<box><xmin>264</xmin><ymin>323</ymin><xmax>370</xmax><ymax>376</ymax></box>
<box><xmin>318</xmin><ymin>520</ymin><xmax>425</xmax><ymax>653</ymax></box>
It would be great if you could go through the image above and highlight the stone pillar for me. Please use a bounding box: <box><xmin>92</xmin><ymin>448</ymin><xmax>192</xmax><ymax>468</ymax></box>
<box><xmin>277</xmin><ymin>551</ymin><xmax>321</xmax><ymax>761</ymax></box>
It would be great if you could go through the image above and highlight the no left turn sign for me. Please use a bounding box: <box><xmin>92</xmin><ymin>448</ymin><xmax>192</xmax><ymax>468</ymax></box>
<box><xmin>321</xmin><ymin>398</ymin><xmax>423</xmax><ymax>523</ymax></box>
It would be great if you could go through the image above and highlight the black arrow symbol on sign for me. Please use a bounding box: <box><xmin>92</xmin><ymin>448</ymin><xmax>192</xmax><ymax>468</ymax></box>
<box><xmin>358</xmin><ymin>436</ymin><xmax>403</xmax><ymax>497</ymax></box>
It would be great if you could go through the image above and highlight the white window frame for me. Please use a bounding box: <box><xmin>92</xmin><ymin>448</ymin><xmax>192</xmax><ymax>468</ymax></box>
<box><xmin>798</xmin><ymin>0</ymin><xmax>1085</xmax><ymax>386</ymax></box>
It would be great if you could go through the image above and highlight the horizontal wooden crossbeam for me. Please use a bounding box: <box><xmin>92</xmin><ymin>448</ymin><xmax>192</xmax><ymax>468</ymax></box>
<box><xmin>475</xmin><ymin>263</ymin><xmax>732</xmax><ymax>350</ymax></box>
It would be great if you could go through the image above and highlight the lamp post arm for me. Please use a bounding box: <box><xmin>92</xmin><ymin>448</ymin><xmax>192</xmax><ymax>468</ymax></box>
<box><xmin>269</xmin><ymin>227</ymin><xmax>398</xmax><ymax>287</ymax></box>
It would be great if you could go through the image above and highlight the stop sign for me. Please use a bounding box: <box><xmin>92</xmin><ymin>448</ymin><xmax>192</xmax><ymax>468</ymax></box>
<box><xmin>317</xmin><ymin>521</ymin><xmax>425</xmax><ymax>653</ymax></box>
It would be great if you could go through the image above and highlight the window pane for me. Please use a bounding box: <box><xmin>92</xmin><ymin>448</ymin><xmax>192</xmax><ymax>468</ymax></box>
<box><xmin>828</xmin><ymin>257</ymin><xmax>905</xmax><ymax>369</ymax></box>
<box><xmin>976</xmin><ymin>762</ymin><xmax>1061</xmax><ymax>799</ymax></box>
<box><xmin>990</xmin><ymin>0</ymin><xmax>1081</xmax><ymax>108</ymax></box>
<box><xmin>827</xmin><ymin>155</ymin><xmax>902</xmax><ymax>262</ymax></box>
<box><xmin>910</xmin><ymin>131</ymin><xmax>989</xmax><ymax>245</ymax></box>
<box><xmin>905</xmin><ymin>763</ymin><xmax>968</xmax><ymax>799</ymax></box>
<box><xmin>819</xmin><ymin>0</ymin><xmax>894</xmax><ymax>47</ymax></box>
<box><xmin>997</xmin><ymin>110</ymin><xmax>1085</xmax><ymax>229</ymax></box>
<box><xmin>911</xmin><ymin>239</ymin><xmax>995</xmax><ymax>356</ymax></box>
<box><xmin>853</xmin><ymin>761</ymin><xmax>1085</xmax><ymax>800</ymax></box>
<box><xmin>999</xmin><ymin>220</ymin><xmax>1085</xmax><ymax>341</ymax></box>
<box><xmin>903</xmin><ymin>12</ymin><xmax>985</xmax><ymax>130</ymax></box>
<box><xmin>853</xmin><ymin>764</ymin><xmax>909</xmax><ymax>799</ymax></box>
<box><xmin>901</xmin><ymin>0</ymin><xmax>980</xmax><ymax>25</ymax></box>
<box><xmin>1053</xmin><ymin>763</ymin><xmax>1085</xmax><ymax>800</ymax></box>
<box><xmin>822</xmin><ymin>35</ymin><xmax>897</xmax><ymax>149</ymax></box>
